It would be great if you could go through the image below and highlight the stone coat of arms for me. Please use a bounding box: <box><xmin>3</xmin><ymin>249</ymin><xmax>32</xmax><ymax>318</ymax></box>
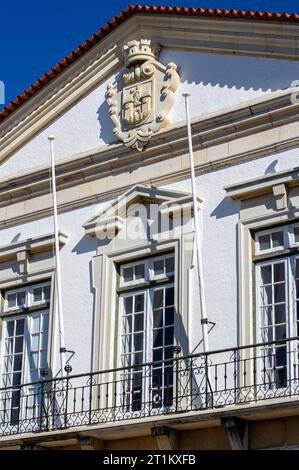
<box><xmin>106</xmin><ymin>39</ymin><xmax>180</xmax><ymax>151</ymax></box>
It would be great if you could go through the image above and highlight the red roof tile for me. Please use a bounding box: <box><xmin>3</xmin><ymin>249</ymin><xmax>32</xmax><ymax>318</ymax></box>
<box><xmin>1</xmin><ymin>4</ymin><xmax>299</xmax><ymax>124</ymax></box>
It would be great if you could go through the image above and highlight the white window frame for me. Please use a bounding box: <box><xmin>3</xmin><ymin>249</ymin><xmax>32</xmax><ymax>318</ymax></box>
<box><xmin>3</xmin><ymin>281</ymin><xmax>51</xmax><ymax>313</ymax></box>
<box><xmin>255</xmin><ymin>226</ymin><xmax>287</xmax><ymax>255</ymax></box>
<box><xmin>4</xmin><ymin>287</ymin><xmax>27</xmax><ymax>312</ymax></box>
<box><xmin>117</xmin><ymin>253</ymin><xmax>175</xmax><ymax>413</ymax></box>
<box><xmin>149</xmin><ymin>253</ymin><xmax>175</xmax><ymax>282</ymax></box>
<box><xmin>0</xmin><ymin>309</ymin><xmax>50</xmax><ymax>427</ymax></box>
<box><xmin>119</xmin><ymin>253</ymin><xmax>175</xmax><ymax>288</ymax></box>
<box><xmin>29</xmin><ymin>282</ymin><xmax>51</xmax><ymax>307</ymax></box>
<box><xmin>119</xmin><ymin>260</ymin><xmax>148</xmax><ymax>288</ymax></box>
<box><xmin>289</xmin><ymin>223</ymin><xmax>299</xmax><ymax>248</ymax></box>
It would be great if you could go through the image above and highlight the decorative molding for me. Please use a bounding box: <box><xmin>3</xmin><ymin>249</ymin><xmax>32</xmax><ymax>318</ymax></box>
<box><xmin>221</xmin><ymin>417</ymin><xmax>248</xmax><ymax>450</ymax></box>
<box><xmin>0</xmin><ymin>87</ymin><xmax>298</xmax><ymax>231</ymax></box>
<box><xmin>151</xmin><ymin>426</ymin><xmax>179</xmax><ymax>450</ymax></box>
<box><xmin>0</xmin><ymin>232</ymin><xmax>68</xmax><ymax>264</ymax></box>
<box><xmin>1</xmin><ymin>14</ymin><xmax>299</xmax><ymax>162</ymax></box>
<box><xmin>272</xmin><ymin>183</ymin><xmax>288</xmax><ymax>210</ymax></box>
<box><xmin>225</xmin><ymin>166</ymin><xmax>299</xmax><ymax>201</ymax></box>
<box><xmin>160</xmin><ymin>195</ymin><xmax>203</xmax><ymax>218</ymax></box>
<box><xmin>106</xmin><ymin>38</ymin><xmax>179</xmax><ymax>150</ymax></box>
<box><xmin>83</xmin><ymin>184</ymin><xmax>192</xmax><ymax>237</ymax></box>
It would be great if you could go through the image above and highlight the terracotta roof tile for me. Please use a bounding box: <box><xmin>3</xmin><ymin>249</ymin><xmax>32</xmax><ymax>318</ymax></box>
<box><xmin>1</xmin><ymin>4</ymin><xmax>299</xmax><ymax>123</ymax></box>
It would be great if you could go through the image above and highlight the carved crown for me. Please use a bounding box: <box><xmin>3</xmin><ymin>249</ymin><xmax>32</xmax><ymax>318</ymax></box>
<box><xmin>123</xmin><ymin>39</ymin><xmax>160</xmax><ymax>66</ymax></box>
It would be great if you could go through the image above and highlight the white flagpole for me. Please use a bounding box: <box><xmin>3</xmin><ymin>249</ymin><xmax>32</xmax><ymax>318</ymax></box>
<box><xmin>48</xmin><ymin>136</ymin><xmax>66</xmax><ymax>375</ymax></box>
<box><xmin>183</xmin><ymin>92</ymin><xmax>209</xmax><ymax>353</ymax></box>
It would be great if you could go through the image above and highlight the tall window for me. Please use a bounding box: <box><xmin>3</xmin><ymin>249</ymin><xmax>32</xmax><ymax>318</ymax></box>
<box><xmin>0</xmin><ymin>282</ymin><xmax>51</xmax><ymax>424</ymax></box>
<box><xmin>118</xmin><ymin>253</ymin><xmax>175</xmax><ymax>412</ymax></box>
<box><xmin>255</xmin><ymin>224</ymin><xmax>299</xmax><ymax>388</ymax></box>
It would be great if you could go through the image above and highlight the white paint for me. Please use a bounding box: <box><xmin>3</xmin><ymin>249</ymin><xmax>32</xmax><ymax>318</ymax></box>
<box><xmin>161</xmin><ymin>49</ymin><xmax>299</xmax><ymax>121</ymax></box>
<box><xmin>2</xmin><ymin>49</ymin><xmax>299</xmax><ymax>179</ymax></box>
<box><xmin>0</xmin><ymin>147</ymin><xmax>298</xmax><ymax>372</ymax></box>
<box><xmin>1</xmin><ymin>46</ymin><xmax>299</xmax><ymax>374</ymax></box>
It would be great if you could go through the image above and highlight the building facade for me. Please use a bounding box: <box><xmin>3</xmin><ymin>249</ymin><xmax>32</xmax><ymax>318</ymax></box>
<box><xmin>1</xmin><ymin>6</ymin><xmax>299</xmax><ymax>450</ymax></box>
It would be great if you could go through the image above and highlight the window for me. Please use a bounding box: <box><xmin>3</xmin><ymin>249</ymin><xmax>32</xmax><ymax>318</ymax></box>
<box><xmin>0</xmin><ymin>282</ymin><xmax>50</xmax><ymax>425</ymax></box>
<box><xmin>4</xmin><ymin>282</ymin><xmax>51</xmax><ymax>312</ymax></box>
<box><xmin>255</xmin><ymin>227</ymin><xmax>285</xmax><ymax>254</ymax></box>
<box><xmin>255</xmin><ymin>224</ymin><xmax>299</xmax><ymax>389</ymax></box>
<box><xmin>118</xmin><ymin>253</ymin><xmax>175</xmax><ymax>412</ymax></box>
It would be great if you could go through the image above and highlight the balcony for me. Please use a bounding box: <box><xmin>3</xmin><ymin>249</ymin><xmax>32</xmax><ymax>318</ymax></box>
<box><xmin>1</xmin><ymin>336</ymin><xmax>299</xmax><ymax>438</ymax></box>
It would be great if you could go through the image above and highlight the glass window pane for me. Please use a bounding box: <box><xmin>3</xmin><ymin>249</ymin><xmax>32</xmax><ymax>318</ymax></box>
<box><xmin>14</xmin><ymin>337</ymin><xmax>23</xmax><ymax>354</ymax></box>
<box><xmin>12</xmin><ymin>372</ymin><xmax>21</xmax><ymax>386</ymax></box>
<box><xmin>153</xmin><ymin>259</ymin><xmax>164</xmax><ymax>276</ymax></box>
<box><xmin>272</xmin><ymin>231</ymin><xmax>283</xmax><ymax>248</ymax></box>
<box><xmin>294</xmin><ymin>226</ymin><xmax>299</xmax><ymax>244</ymax></box>
<box><xmin>275</xmin><ymin>346</ymin><xmax>287</xmax><ymax>367</ymax></box>
<box><xmin>17</xmin><ymin>291</ymin><xmax>26</xmax><ymax>307</ymax></box>
<box><xmin>134</xmin><ymin>294</ymin><xmax>144</xmax><ymax>313</ymax></box>
<box><xmin>153</xmin><ymin>328</ymin><xmax>163</xmax><ymax>348</ymax></box>
<box><xmin>153</xmin><ymin>348</ymin><xmax>163</xmax><ymax>362</ymax></box>
<box><xmin>261</xmin><ymin>327</ymin><xmax>273</xmax><ymax>343</ymax></box>
<box><xmin>275</xmin><ymin>325</ymin><xmax>286</xmax><ymax>341</ymax></box>
<box><xmin>135</xmin><ymin>264</ymin><xmax>144</xmax><ymax>280</ymax></box>
<box><xmin>153</xmin><ymin>290</ymin><xmax>163</xmax><ymax>309</ymax></box>
<box><xmin>165</xmin><ymin>346</ymin><xmax>173</xmax><ymax>360</ymax></box>
<box><xmin>164</xmin><ymin>327</ymin><xmax>174</xmax><ymax>346</ymax></box>
<box><xmin>153</xmin><ymin>309</ymin><xmax>163</xmax><ymax>328</ymax></box>
<box><xmin>31</xmin><ymin>316</ymin><xmax>40</xmax><ymax>334</ymax></box>
<box><xmin>122</xmin><ymin>335</ymin><xmax>132</xmax><ymax>353</ymax></box>
<box><xmin>3</xmin><ymin>374</ymin><xmax>12</xmax><ymax>387</ymax></box>
<box><xmin>133</xmin><ymin>333</ymin><xmax>143</xmax><ymax>352</ymax></box>
<box><xmin>11</xmin><ymin>390</ymin><xmax>20</xmax><ymax>408</ymax></box>
<box><xmin>6</xmin><ymin>321</ymin><xmax>15</xmax><ymax>337</ymax></box>
<box><xmin>259</xmin><ymin>234</ymin><xmax>271</xmax><ymax>251</ymax></box>
<box><xmin>41</xmin><ymin>313</ymin><xmax>49</xmax><ymax>332</ymax></box>
<box><xmin>165</xmin><ymin>257</ymin><xmax>175</xmax><ymax>274</ymax></box>
<box><xmin>7</xmin><ymin>294</ymin><xmax>16</xmax><ymax>309</ymax></box>
<box><xmin>134</xmin><ymin>314</ymin><xmax>144</xmax><ymax>332</ymax></box>
<box><xmin>274</xmin><ymin>284</ymin><xmax>285</xmax><ymax>303</ymax></box>
<box><xmin>124</xmin><ymin>297</ymin><xmax>133</xmax><ymax>314</ymax></box>
<box><xmin>133</xmin><ymin>352</ymin><xmax>143</xmax><ymax>366</ymax></box>
<box><xmin>44</xmin><ymin>285</ymin><xmax>51</xmax><ymax>302</ymax></box>
<box><xmin>274</xmin><ymin>305</ymin><xmax>286</xmax><ymax>325</ymax></box>
<box><xmin>16</xmin><ymin>319</ymin><xmax>24</xmax><ymax>336</ymax></box>
<box><xmin>13</xmin><ymin>354</ymin><xmax>22</xmax><ymax>372</ymax></box>
<box><xmin>33</xmin><ymin>287</ymin><xmax>42</xmax><ymax>303</ymax></box>
<box><xmin>165</xmin><ymin>307</ymin><xmax>174</xmax><ymax>326</ymax></box>
<box><xmin>261</xmin><ymin>265</ymin><xmax>271</xmax><ymax>285</ymax></box>
<box><xmin>29</xmin><ymin>352</ymin><xmax>38</xmax><ymax>370</ymax></box>
<box><xmin>4</xmin><ymin>356</ymin><xmax>13</xmax><ymax>373</ymax></box>
<box><xmin>40</xmin><ymin>351</ymin><xmax>47</xmax><ymax>369</ymax></box>
<box><xmin>274</xmin><ymin>263</ymin><xmax>285</xmax><ymax>282</ymax></box>
<box><xmin>5</xmin><ymin>338</ymin><xmax>13</xmax><ymax>355</ymax></box>
<box><xmin>260</xmin><ymin>286</ymin><xmax>272</xmax><ymax>306</ymax></box>
<box><xmin>165</xmin><ymin>287</ymin><xmax>174</xmax><ymax>306</ymax></box>
<box><xmin>31</xmin><ymin>334</ymin><xmax>40</xmax><ymax>350</ymax></box>
<box><xmin>261</xmin><ymin>307</ymin><xmax>272</xmax><ymax>327</ymax></box>
<box><xmin>123</xmin><ymin>267</ymin><xmax>133</xmax><ymax>282</ymax></box>
<box><xmin>41</xmin><ymin>332</ymin><xmax>48</xmax><ymax>350</ymax></box>
<box><xmin>123</xmin><ymin>315</ymin><xmax>132</xmax><ymax>334</ymax></box>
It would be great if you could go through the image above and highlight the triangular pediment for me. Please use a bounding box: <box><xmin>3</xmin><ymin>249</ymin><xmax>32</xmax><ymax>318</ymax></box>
<box><xmin>83</xmin><ymin>184</ymin><xmax>200</xmax><ymax>237</ymax></box>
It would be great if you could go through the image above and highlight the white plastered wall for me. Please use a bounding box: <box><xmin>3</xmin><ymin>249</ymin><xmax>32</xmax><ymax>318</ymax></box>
<box><xmin>2</xmin><ymin>48</ymin><xmax>299</xmax><ymax>179</ymax></box>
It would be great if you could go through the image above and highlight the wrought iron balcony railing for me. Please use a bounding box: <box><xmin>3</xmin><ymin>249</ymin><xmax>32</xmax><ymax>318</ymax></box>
<box><xmin>1</xmin><ymin>336</ymin><xmax>299</xmax><ymax>437</ymax></box>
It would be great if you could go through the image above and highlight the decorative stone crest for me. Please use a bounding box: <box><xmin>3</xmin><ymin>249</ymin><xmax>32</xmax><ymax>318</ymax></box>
<box><xmin>106</xmin><ymin>39</ymin><xmax>180</xmax><ymax>151</ymax></box>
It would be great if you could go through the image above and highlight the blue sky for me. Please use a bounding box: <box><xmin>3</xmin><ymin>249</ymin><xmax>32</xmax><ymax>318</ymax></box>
<box><xmin>1</xmin><ymin>1</ymin><xmax>298</xmax><ymax>110</ymax></box>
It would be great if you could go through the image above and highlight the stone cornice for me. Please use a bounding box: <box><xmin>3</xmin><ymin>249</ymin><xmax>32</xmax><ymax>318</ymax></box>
<box><xmin>225</xmin><ymin>166</ymin><xmax>299</xmax><ymax>201</ymax></box>
<box><xmin>0</xmin><ymin>14</ymin><xmax>299</xmax><ymax>163</ymax></box>
<box><xmin>0</xmin><ymin>87</ymin><xmax>298</xmax><ymax>208</ymax></box>
<box><xmin>0</xmin><ymin>231</ymin><xmax>68</xmax><ymax>262</ymax></box>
